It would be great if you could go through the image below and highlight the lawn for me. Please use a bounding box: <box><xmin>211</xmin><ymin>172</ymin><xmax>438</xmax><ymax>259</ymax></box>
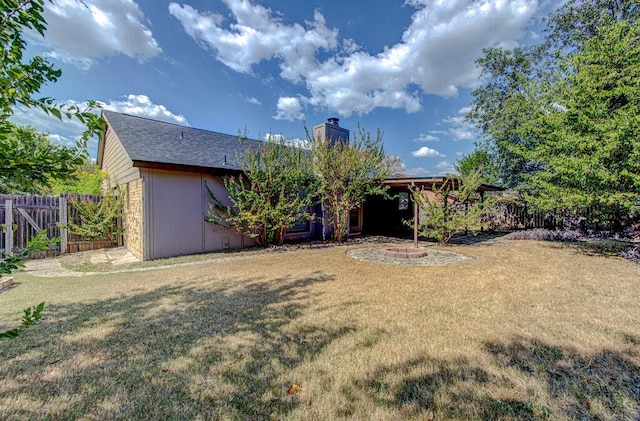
<box><xmin>1</xmin><ymin>239</ymin><xmax>638</xmax><ymax>420</ymax></box>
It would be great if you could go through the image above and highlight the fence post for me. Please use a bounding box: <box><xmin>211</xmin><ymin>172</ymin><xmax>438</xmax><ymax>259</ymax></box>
<box><xmin>59</xmin><ymin>196</ymin><xmax>68</xmax><ymax>254</ymax></box>
<box><xmin>4</xmin><ymin>200</ymin><xmax>12</xmax><ymax>256</ymax></box>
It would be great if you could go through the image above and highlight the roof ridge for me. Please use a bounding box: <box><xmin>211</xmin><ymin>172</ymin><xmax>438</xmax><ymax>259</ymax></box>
<box><xmin>102</xmin><ymin>110</ymin><xmax>252</xmax><ymax>140</ymax></box>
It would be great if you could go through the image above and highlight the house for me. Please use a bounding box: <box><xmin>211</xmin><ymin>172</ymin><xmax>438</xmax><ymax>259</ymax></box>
<box><xmin>98</xmin><ymin>111</ymin><xmax>503</xmax><ymax>259</ymax></box>
<box><xmin>98</xmin><ymin>111</ymin><xmax>328</xmax><ymax>260</ymax></box>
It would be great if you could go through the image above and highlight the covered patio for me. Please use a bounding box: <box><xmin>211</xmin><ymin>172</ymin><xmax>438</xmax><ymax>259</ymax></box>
<box><xmin>362</xmin><ymin>176</ymin><xmax>505</xmax><ymax>238</ymax></box>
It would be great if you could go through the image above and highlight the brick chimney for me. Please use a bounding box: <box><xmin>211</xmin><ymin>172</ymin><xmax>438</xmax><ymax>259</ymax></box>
<box><xmin>313</xmin><ymin>117</ymin><xmax>349</xmax><ymax>147</ymax></box>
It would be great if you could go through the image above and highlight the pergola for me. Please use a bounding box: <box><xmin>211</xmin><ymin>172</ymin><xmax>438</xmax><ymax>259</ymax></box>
<box><xmin>381</xmin><ymin>176</ymin><xmax>506</xmax><ymax>247</ymax></box>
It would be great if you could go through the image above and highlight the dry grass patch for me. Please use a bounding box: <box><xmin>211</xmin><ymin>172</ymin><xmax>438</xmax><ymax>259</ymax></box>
<box><xmin>1</xmin><ymin>239</ymin><xmax>639</xmax><ymax>420</ymax></box>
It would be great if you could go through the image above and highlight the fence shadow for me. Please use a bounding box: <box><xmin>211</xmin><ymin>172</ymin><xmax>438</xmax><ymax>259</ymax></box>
<box><xmin>445</xmin><ymin>231</ymin><xmax>511</xmax><ymax>246</ymax></box>
<box><xmin>359</xmin><ymin>336</ymin><xmax>640</xmax><ymax>420</ymax></box>
<box><xmin>0</xmin><ymin>272</ymin><xmax>355</xmax><ymax>419</ymax></box>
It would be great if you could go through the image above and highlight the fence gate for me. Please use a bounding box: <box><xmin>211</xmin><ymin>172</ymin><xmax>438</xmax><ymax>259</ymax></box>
<box><xmin>0</xmin><ymin>195</ymin><xmax>65</xmax><ymax>256</ymax></box>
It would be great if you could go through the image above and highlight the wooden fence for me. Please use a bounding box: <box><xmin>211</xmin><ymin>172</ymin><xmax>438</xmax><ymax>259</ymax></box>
<box><xmin>0</xmin><ymin>194</ymin><xmax>119</xmax><ymax>258</ymax></box>
<box><xmin>486</xmin><ymin>200</ymin><xmax>592</xmax><ymax>231</ymax></box>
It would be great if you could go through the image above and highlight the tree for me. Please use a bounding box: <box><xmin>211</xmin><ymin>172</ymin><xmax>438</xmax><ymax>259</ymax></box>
<box><xmin>66</xmin><ymin>188</ymin><xmax>124</xmax><ymax>243</ymax></box>
<box><xmin>206</xmin><ymin>136</ymin><xmax>316</xmax><ymax>246</ymax></box>
<box><xmin>455</xmin><ymin>148</ymin><xmax>499</xmax><ymax>185</ymax></box>
<box><xmin>1</xmin><ymin>0</ymin><xmax>104</xmax><ymax>193</ymax></box>
<box><xmin>411</xmin><ymin>172</ymin><xmax>493</xmax><ymax>244</ymax></box>
<box><xmin>544</xmin><ymin>0</ymin><xmax>639</xmax><ymax>52</ymax></box>
<box><xmin>468</xmin><ymin>1</ymin><xmax>640</xmax><ymax>229</ymax></box>
<box><xmin>467</xmin><ymin>46</ymin><xmax>544</xmax><ymax>189</ymax></box>
<box><xmin>524</xmin><ymin>20</ymin><xmax>640</xmax><ymax>226</ymax></box>
<box><xmin>310</xmin><ymin>126</ymin><xmax>389</xmax><ymax>242</ymax></box>
<box><xmin>0</xmin><ymin>123</ymin><xmax>86</xmax><ymax>193</ymax></box>
<box><xmin>379</xmin><ymin>155</ymin><xmax>406</xmax><ymax>176</ymax></box>
<box><xmin>47</xmin><ymin>159</ymin><xmax>108</xmax><ymax>195</ymax></box>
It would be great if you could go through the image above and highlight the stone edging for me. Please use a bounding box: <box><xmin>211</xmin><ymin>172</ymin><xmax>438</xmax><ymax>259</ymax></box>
<box><xmin>347</xmin><ymin>247</ymin><xmax>472</xmax><ymax>266</ymax></box>
<box><xmin>0</xmin><ymin>276</ymin><xmax>14</xmax><ymax>291</ymax></box>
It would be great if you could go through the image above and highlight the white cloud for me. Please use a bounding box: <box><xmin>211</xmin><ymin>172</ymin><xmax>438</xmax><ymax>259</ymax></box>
<box><xmin>9</xmin><ymin>95</ymin><xmax>187</xmax><ymax>157</ymax></box>
<box><xmin>405</xmin><ymin>167</ymin><xmax>430</xmax><ymax>176</ymax></box>
<box><xmin>435</xmin><ymin>159</ymin><xmax>457</xmax><ymax>174</ymax></box>
<box><xmin>273</xmin><ymin>96</ymin><xmax>305</xmax><ymax>121</ymax></box>
<box><xmin>413</xmin><ymin>133</ymin><xmax>439</xmax><ymax>142</ymax></box>
<box><xmin>438</xmin><ymin>106</ymin><xmax>477</xmax><ymax>141</ymax></box>
<box><xmin>101</xmin><ymin>94</ymin><xmax>189</xmax><ymax>126</ymax></box>
<box><xmin>411</xmin><ymin>146</ymin><xmax>445</xmax><ymax>158</ymax></box>
<box><xmin>247</xmin><ymin>97</ymin><xmax>262</xmax><ymax>105</ymax></box>
<box><xmin>169</xmin><ymin>1</ymin><xmax>337</xmax><ymax>78</ymax></box>
<box><xmin>40</xmin><ymin>0</ymin><xmax>161</xmax><ymax>69</ymax></box>
<box><xmin>170</xmin><ymin>0</ymin><xmax>538</xmax><ymax>117</ymax></box>
<box><xmin>265</xmin><ymin>133</ymin><xmax>309</xmax><ymax>149</ymax></box>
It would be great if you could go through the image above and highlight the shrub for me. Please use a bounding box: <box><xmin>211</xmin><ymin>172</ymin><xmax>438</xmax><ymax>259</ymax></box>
<box><xmin>67</xmin><ymin>189</ymin><xmax>124</xmax><ymax>242</ymax></box>
<box><xmin>620</xmin><ymin>247</ymin><xmax>640</xmax><ymax>264</ymax></box>
<box><xmin>411</xmin><ymin>171</ymin><xmax>495</xmax><ymax>244</ymax></box>
<box><xmin>509</xmin><ymin>229</ymin><xmax>583</xmax><ymax>242</ymax></box>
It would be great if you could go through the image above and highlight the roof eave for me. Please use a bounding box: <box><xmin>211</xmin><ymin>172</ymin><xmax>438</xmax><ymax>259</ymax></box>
<box><xmin>131</xmin><ymin>160</ymin><xmax>243</xmax><ymax>176</ymax></box>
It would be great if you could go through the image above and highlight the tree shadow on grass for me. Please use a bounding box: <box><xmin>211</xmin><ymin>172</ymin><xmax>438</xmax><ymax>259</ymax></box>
<box><xmin>540</xmin><ymin>238</ymin><xmax>635</xmax><ymax>260</ymax></box>
<box><xmin>360</xmin><ymin>336</ymin><xmax>639</xmax><ymax>420</ymax></box>
<box><xmin>445</xmin><ymin>232</ymin><xmax>511</xmax><ymax>246</ymax></box>
<box><xmin>0</xmin><ymin>271</ymin><xmax>356</xmax><ymax>419</ymax></box>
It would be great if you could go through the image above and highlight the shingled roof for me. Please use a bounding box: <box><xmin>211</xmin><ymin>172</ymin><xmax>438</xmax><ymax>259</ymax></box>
<box><xmin>101</xmin><ymin>111</ymin><xmax>260</xmax><ymax>171</ymax></box>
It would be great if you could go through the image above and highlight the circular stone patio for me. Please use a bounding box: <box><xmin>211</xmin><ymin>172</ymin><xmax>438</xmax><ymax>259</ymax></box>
<box><xmin>346</xmin><ymin>247</ymin><xmax>472</xmax><ymax>266</ymax></box>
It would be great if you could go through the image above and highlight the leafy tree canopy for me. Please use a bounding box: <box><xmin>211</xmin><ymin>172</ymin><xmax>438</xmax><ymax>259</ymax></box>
<box><xmin>455</xmin><ymin>148</ymin><xmax>499</xmax><ymax>185</ymax></box>
<box><xmin>411</xmin><ymin>171</ymin><xmax>494</xmax><ymax>244</ymax></box>
<box><xmin>1</xmin><ymin>0</ymin><xmax>105</xmax><ymax>193</ymax></box>
<box><xmin>47</xmin><ymin>160</ymin><xmax>107</xmax><ymax>196</ymax></box>
<box><xmin>468</xmin><ymin>0</ymin><xmax>639</xmax><ymax>228</ymax></box>
<box><xmin>0</xmin><ymin>123</ymin><xmax>86</xmax><ymax>193</ymax></box>
<box><xmin>524</xmin><ymin>19</ymin><xmax>640</xmax><ymax>224</ymax></box>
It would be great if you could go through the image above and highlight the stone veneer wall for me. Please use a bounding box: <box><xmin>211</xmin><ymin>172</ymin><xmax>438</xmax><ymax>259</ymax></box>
<box><xmin>125</xmin><ymin>178</ymin><xmax>144</xmax><ymax>259</ymax></box>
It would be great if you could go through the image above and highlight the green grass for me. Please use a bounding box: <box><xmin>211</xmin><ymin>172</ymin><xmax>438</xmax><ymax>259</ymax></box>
<box><xmin>1</xmin><ymin>239</ymin><xmax>638</xmax><ymax>420</ymax></box>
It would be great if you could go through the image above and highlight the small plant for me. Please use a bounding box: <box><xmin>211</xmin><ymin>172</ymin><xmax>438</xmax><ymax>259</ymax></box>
<box><xmin>620</xmin><ymin>247</ymin><xmax>640</xmax><ymax>264</ymax></box>
<box><xmin>509</xmin><ymin>229</ymin><xmax>583</xmax><ymax>242</ymax></box>
<box><xmin>0</xmin><ymin>302</ymin><xmax>46</xmax><ymax>340</ymax></box>
<box><xmin>0</xmin><ymin>254</ymin><xmax>25</xmax><ymax>276</ymax></box>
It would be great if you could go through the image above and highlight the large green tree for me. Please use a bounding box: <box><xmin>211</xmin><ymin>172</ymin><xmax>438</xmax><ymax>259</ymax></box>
<box><xmin>0</xmin><ymin>123</ymin><xmax>86</xmax><ymax>193</ymax></box>
<box><xmin>524</xmin><ymin>20</ymin><xmax>640</xmax><ymax>225</ymax></box>
<box><xmin>468</xmin><ymin>0</ymin><xmax>639</xmax><ymax>227</ymax></box>
<box><xmin>206</xmin><ymin>136</ymin><xmax>316</xmax><ymax>246</ymax></box>
<box><xmin>1</xmin><ymin>0</ymin><xmax>103</xmax><ymax>193</ymax></box>
<box><xmin>310</xmin><ymin>126</ymin><xmax>389</xmax><ymax>242</ymax></box>
<box><xmin>467</xmin><ymin>46</ymin><xmax>543</xmax><ymax>188</ymax></box>
<box><xmin>455</xmin><ymin>148</ymin><xmax>498</xmax><ymax>185</ymax></box>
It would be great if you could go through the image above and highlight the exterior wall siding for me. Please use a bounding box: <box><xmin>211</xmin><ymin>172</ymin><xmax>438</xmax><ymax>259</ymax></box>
<box><xmin>202</xmin><ymin>174</ymin><xmax>250</xmax><ymax>251</ymax></box>
<box><xmin>101</xmin><ymin>127</ymin><xmax>140</xmax><ymax>187</ymax></box>
<box><xmin>125</xmin><ymin>178</ymin><xmax>145</xmax><ymax>260</ymax></box>
<box><xmin>145</xmin><ymin>170</ymin><xmax>264</xmax><ymax>260</ymax></box>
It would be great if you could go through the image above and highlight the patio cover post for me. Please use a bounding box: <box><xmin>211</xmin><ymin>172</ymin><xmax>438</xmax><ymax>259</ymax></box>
<box><xmin>412</xmin><ymin>182</ymin><xmax>418</xmax><ymax>249</ymax></box>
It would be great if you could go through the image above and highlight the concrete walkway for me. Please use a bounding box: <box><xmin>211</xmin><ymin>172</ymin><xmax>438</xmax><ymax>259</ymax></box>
<box><xmin>22</xmin><ymin>246</ymin><xmax>296</xmax><ymax>277</ymax></box>
<box><xmin>23</xmin><ymin>247</ymin><xmax>140</xmax><ymax>277</ymax></box>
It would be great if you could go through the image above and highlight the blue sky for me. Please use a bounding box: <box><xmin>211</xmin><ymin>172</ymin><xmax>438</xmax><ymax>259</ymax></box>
<box><xmin>13</xmin><ymin>0</ymin><xmax>560</xmax><ymax>176</ymax></box>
